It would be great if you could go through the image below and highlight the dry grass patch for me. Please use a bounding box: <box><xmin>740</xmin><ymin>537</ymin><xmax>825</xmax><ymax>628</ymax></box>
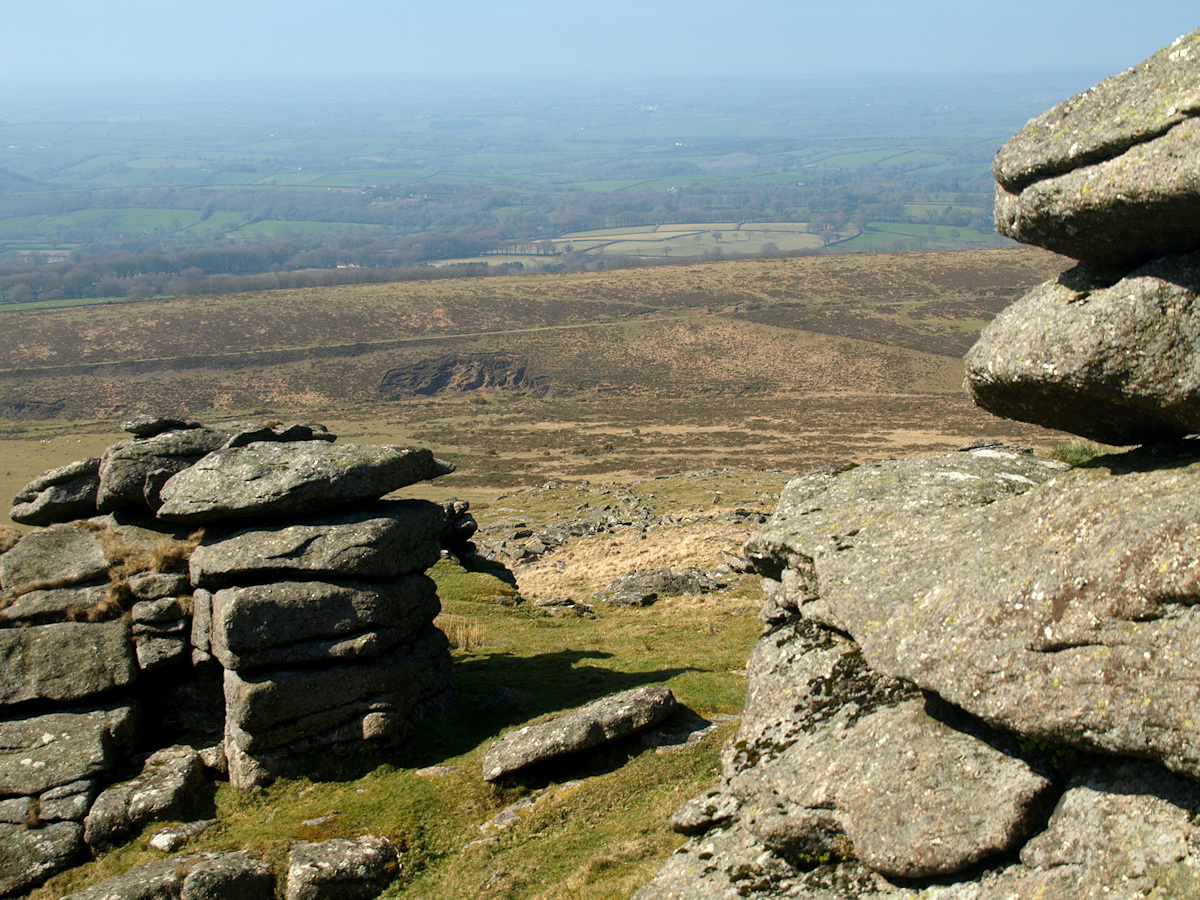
<box><xmin>514</xmin><ymin>522</ymin><xmax>752</xmax><ymax>601</ymax></box>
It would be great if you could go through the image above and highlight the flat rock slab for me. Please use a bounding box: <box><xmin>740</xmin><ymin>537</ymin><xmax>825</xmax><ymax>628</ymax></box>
<box><xmin>992</xmin><ymin>27</ymin><xmax>1200</xmax><ymax>266</ymax></box>
<box><xmin>483</xmin><ymin>685</ymin><xmax>678</xmax><ymax>781</ymax></box>
<box><xmin>965</xmin><ymin>252</ymin><xmax>1200</xmax><ymax>444</ymax></box>
<box><xmin>0</xmin><ymin>620</ymin><xmax>136</xmax><ymax>705</ymax></box>
<box><xmin>286</xmin><ymin>835</ymin><xmax>398</xmax><ymax>900</ymax></box>
<box><xmin>1</xmin><ymin>583</ymin><xmax>109</xmax><ymax>624</ymax></box>
<box><xmin>747</xmin><ymin>448</ymin><xmax>1200</xmax><ymax>783</ymax></box>
<box><xmin>10</xmin><ymin>457</ymin><xmax>101</xmax><ymax>526</ymax></box>
<box><xmin>0</xmin><ymin>820</ymin><xmax>84</xmax><ymax>896</ymax></box>
<box><xmin>156</xmin><ymin>442</ymin><xmax>453</xmax><ymax>525</ymax></box>
<box><xmin>189</xmin><ymin>500</ymin><xmax>445</xmax><ymax>588</ymax></box>
<box><xmin>61</xmin><ymin>851</ymin><xmax>274</xmax><ymax>900</ymax></box>
<box><xmin>0</xmin><ymin>522</ymin><xmax>108</xmax><ymax>592</ymax></box>
<box><xmin>0</xmin><ymin>705</ymin><xmax>134</xmax><ymax>797</ymax></box>
<box><xmin>209</xmin><ymin>575</ymin><xmax>440</xmax><ymax>671</ymax></box>
<box><xmin>85</xmin><ymin>745</ymin><xmax>204</xmax><ymax>850</ymax></box>
<box><xmin>732</xmin><ymin>698</ymin><xmax>1053</xmax><ymax>879</ymax></box>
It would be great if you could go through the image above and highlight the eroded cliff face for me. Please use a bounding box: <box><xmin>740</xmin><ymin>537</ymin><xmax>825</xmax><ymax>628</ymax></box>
<box><xmin>639</xmin><ymin>25</ymin><xmax>1200</xmax><ymax>900</ymax></box>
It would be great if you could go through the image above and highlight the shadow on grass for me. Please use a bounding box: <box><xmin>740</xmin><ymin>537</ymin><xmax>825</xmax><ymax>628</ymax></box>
<box><xmin>398</xmin><ymin>648</ymin><xmax>697</xmax><ymax>768</ymax></box>
<box><xmin>300</xmin><ymin>649</ymin><xmax>699</xmax><ymax>783</ymax></box>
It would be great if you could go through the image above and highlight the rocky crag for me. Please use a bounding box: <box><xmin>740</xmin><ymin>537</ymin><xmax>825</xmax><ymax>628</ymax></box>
<box><xmin>0</xmin><ymin>416</ymin><xmax>467</xmax><ymax>896</ymax></box>
<box><xmin>638</xmin><ymin>27</ymin><xmax>1200</xmax><ymax>899</ymax></box>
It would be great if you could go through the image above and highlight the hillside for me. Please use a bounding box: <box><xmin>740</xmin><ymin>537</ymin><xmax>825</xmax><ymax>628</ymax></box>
<box><xmin>0</xmin><ymin>247</ymin><xmax>1070</xmax><ymax>507</ymax></box>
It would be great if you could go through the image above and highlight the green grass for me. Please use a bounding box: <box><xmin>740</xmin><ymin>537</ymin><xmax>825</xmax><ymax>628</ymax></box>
<box><xmin>29</xmin><ymin>485</ymin><xmax>766</xmax><ymax>898</ymax></box>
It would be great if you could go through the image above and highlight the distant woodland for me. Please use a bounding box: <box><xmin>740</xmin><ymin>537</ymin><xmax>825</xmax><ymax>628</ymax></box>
<box><xmin>0</xmin><ymin>75</ymin><xmax>1093</xmax><ymax>305</ymax></box>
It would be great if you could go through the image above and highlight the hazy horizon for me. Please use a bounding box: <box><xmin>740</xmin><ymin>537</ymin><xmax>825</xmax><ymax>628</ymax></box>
<box><xmin>3</xmin><ymin>1</ymin><xmax>1195</xmax><ymax>96</ymax></box>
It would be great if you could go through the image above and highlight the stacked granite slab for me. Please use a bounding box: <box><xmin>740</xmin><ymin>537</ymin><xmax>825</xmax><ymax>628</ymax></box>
<box><xmin>156</xmin><ymin>438</ymin><xmax>457</xmax><ymax>789</ymax></box>
<box><xmin>966</xmin><ymin>26</ymin><xmax>1200</xmax><ymax>445</ymax></box>
<box><xmin>2</xmin><ymin>415</ymin><xmax>459</xmax><ymax>890</ymax></box>
<box><xmin>0</xmin><ymin>519</ymin><xmax>142</xmax><ymax>895</ymax></box>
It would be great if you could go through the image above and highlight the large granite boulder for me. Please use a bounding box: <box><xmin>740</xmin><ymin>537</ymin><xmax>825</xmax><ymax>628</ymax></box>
<box><xmin>965</xmin><ymin>252</ymin><xmax>1200</xmax><ymax>444</ymax></box>
<box><xmin>10</xmin><ymin>457</ymin><xmax>101</xmax><ymax>526</ymax></box>
<box><xmin>483</xmin><ymin>685</ymin><xmax>678</xmax><ymax>781</ymax></box>
<box><xmin>156</xmin><ymin>443</ymin><xmax>453</xmax><ymax>525</ymax></box>
<box><xmin>993</xmin><ymin>27</ymin><xmax>1200</xmax><ymax>267</ymax></box>
<box><xmin>96</xmin><ymin>421</ymin><xmax>334</xmax><ymax>514</ymax></box>
<box><xmin>189</xmin><ymin>501</ymin><xmax>445</xmax><ymax>588</ymax></box>
<box><xmin>0</xmin><ymin>621</ymin><xmax>136</xmax><ymax>705</ymax></box>
<box><xmin>748</xmin><ymin>448</ymin><xmax>1200</xmax><ymax>783</ymax></box>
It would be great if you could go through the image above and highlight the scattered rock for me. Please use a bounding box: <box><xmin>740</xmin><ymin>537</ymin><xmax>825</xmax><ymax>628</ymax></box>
<box><xmin>84</xmin><ymin>745</ymin><xmax>204</xmax><ymax>850</ymax></box>
<box><xmin>483</xmin><ymin>685</ymin><xmax>678</xmax><ymax>781</ymax></box>
<box><xmin>594</xmin><ymin>567</ymin><xmax>722</xmax><ymax>607</ymax></box>
<box><xmin>148</xmin><ymin>818</ymin><xmax>218</xmax><ymax>853</ymax></box>
<box><xmin>61</xmin><ymin>851</ymin><xmax>274</xmax><ymax>900</ymax></box>
<box><xmin>285</xmin><ymin>835</ymin><xmax>398</xmax><ymax>900</ymax></box>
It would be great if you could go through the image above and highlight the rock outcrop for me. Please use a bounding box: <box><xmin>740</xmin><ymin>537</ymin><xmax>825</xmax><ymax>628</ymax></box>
<box><xmin>970</xmin><ymin>26</ymin><xmax>1200</xmax><ymax>444</ymax></box>
<box><xmin>642</xmin><ymin>29</ymin><xmax>1200</xmax><ymax>899</ymax></box>
<box><xmin>1</xmin><ymin>416</ymin><xmax>461</xmax><ymax>892</ymax></box>
<box><xmin>483</xmin><ymin>685</ymin><xmax>678</xmax><ymax>781</ymax></box>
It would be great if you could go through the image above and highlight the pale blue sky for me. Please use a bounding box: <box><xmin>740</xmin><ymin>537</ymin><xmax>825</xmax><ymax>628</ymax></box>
<box><xmin>3</xmin><ymin>1</ymin><xmax>1196</xmax><ymax>88</ymax></box>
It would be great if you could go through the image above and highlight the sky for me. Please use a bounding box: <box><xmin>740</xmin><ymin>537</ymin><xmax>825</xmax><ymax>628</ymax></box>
<box><xmin>2</xmin><ymin>1</ymin><xmax>1196</xmax><ymax>90</ymax></box>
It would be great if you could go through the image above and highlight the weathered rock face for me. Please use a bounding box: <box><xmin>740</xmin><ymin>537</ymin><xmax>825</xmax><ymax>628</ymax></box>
<box><xmin>189</xmin><ymin>501</ymin><xmax>444</xmax><ymax>588</ymax></box>
<box><xmin>0</xmin><ymin>621</ymin><xmax>136</xmax><ymax>705</ymax></box>
<box><xmin>285</xmin><ymin>835</ymin><xmax>398</xmax><ymax>900</ymax></box>
<box><xmin>10</xmin><ymin>457</ymin><xmax>101</xmax><ymax>526</ymax></box>
<box><xmin>379</xmin><ymin>351</ymin><xmax>543</xmax><ymax>398</ymax></box>
<box><xmin>643</xmin><ymin>444</ymin><xmax>1200</xmax><ymax>897</ymax></box>
<box><xmin>483</xmin><ymin>685</ymin><xmax>678</xmax><ymax>781</ymax></box>
<box><xmin>965</xmin><ymin>254</ymin><xmax>1200</xmax><ymax>444</ymax></box>
<box><xmin>156</xmin><ymin>442</ymin><xmax>453</xmax><ymax>524</ymax></box>
<box><xmin>751</xmin><ymin>448</ymin><xmax>1200</xmax><ymax>783</ymax></box>
<box><xmin>993</xmin><ymin>27</ymin><xmax>1200</xmax><ymax>267</ymax></box>
<box><xmin>0</xmin><ymin>522</ymin><xmax>108</xmax><ymax>592</ymax></box>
